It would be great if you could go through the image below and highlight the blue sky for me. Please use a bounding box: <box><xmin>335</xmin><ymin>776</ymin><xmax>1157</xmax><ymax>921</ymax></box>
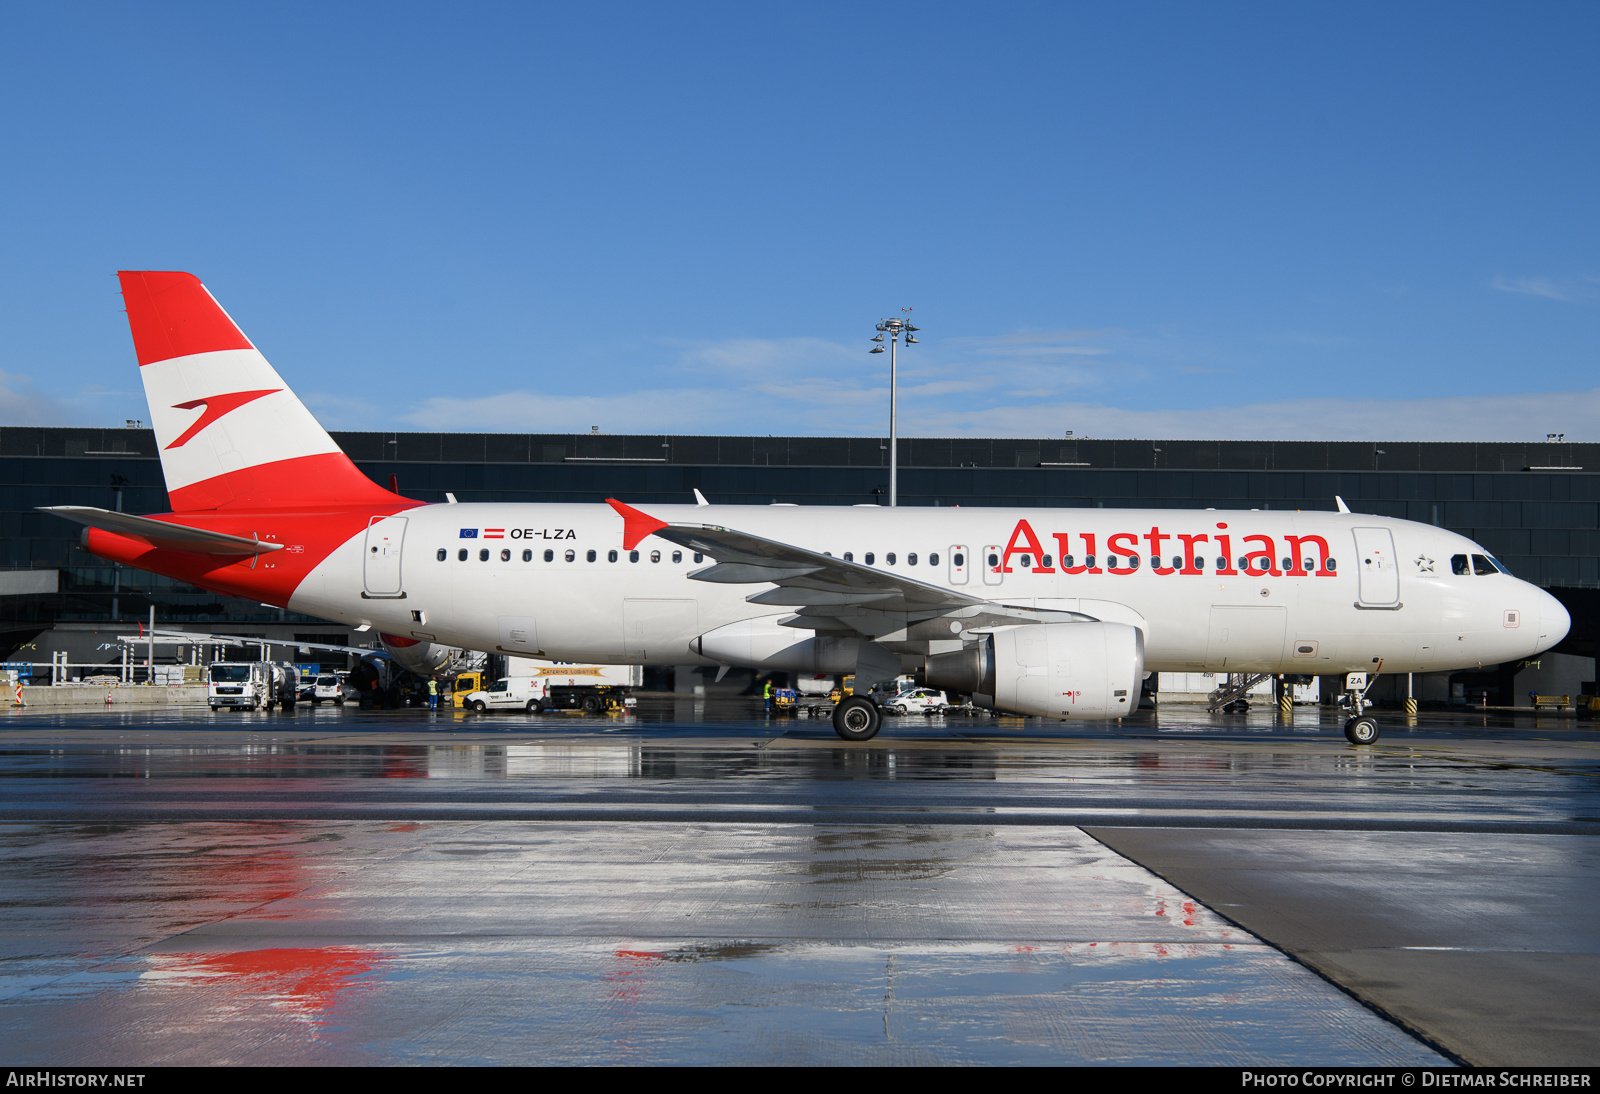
<box><xmin>1</xmin><ymin>2</ymin><xmax>1596</xmax><ymax>440</ymax></box>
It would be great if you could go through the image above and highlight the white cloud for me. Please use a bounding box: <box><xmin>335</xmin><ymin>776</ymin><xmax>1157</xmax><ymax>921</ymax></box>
<box><xmin>1491</xmin><ymin>276</ymin><xmax>1597</xmax><ymax>303</ymax></box>
<box><xmin>0</xmin><ymin>371</ymin><xmax>129</xmax><ymax>426</ymax></box>
<box><xmin>908</xmin><ymin>389</ymin><xmax>1600</xmax><ymax>442</ymax></box>
<box><xmin>401</xmin><ymin>388</ymin><xmax>750</xmax><ymax>434</ymax></box>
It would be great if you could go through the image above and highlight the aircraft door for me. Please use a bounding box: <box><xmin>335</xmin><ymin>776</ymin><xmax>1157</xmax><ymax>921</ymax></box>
<box><xmin>1353</xmin><ymin>527</ymin><xmax>1401</xmax><ymax>607</ymax></box>
<box><xmin>982</xmin><ymin>544</ymin><xmax>1004</xmax><ymax>586</ymax></box>
<box><xmin>949</xmin><ymin>545</ymin><xmax>969</xmax><ymax>585</ymax></box>
<box><xmin>363</xmin><ymin>516</ymin><xmax>407</xmax><ymax>598</ymax></box>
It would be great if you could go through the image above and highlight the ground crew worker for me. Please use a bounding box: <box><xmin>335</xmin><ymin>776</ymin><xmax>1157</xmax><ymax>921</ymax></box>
<box><xmin>763</xmin><ymin>678</ymin><xmax>773</xmax><ymax>712</ymax></box>
<box><xmin>428</xmin><ymin>678</ymin><xmax>438</xmax><ymax>710</ymax></box>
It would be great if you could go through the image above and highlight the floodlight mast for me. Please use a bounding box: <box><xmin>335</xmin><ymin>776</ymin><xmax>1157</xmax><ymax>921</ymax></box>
<box><xmin>870</xmin><ymin>311</ymin><xmax>919</xmax><ymax>506</ymax></box>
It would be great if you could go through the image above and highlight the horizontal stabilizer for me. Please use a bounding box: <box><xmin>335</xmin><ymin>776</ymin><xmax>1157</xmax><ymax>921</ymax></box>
<box><xmin>39</xmin><ymin>506</ymin><xmax>285</xmax><ymax>556</ymax></box>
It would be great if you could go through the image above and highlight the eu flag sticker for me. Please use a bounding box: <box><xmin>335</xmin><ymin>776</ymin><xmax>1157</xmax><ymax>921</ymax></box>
<box><xmin>459</xmin><ymin>529</ymin><xmax>479</xmax><ymax>539</ymax></box>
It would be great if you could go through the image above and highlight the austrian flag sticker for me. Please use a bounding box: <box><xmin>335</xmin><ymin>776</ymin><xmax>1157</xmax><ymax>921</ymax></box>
<box><xmin>484</xmin><ymin>529</ymin><xmax>505</xmax><ymax>539</ymax></box>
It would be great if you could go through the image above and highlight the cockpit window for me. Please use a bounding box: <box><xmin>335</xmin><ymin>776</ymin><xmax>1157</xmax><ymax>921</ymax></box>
<box><xmin>1452</xmin><ymin>554</ymin><xmax>1470</xmax><ymax>576</ymax></box>
<box><xmin>1471</xmin><ymin>554</ymin><xmax>1499</xmax><ymax>576</ymax></box>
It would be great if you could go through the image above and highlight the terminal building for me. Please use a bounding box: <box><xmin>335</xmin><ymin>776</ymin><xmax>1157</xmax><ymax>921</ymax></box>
<box><xmin>2</xmin><ymin>426</ymin><xmax>1595</xmax><ymax>705</ymax></box>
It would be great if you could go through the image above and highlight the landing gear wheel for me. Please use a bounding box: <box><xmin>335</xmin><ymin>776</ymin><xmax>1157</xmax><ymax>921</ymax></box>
<box><xmin>581</xmin><ymin>694</ymin><xmax>603</xmax><ymax>714</ymax></box>
<box><xmin>1344</xmin><ymin>716</ymin><xmax>1380</xmax><ymax>745</ymax></box>
<box><xmin>833</xmin><ymin>696</ymin><xmax>882</xmax><ymax>742</ymax></box>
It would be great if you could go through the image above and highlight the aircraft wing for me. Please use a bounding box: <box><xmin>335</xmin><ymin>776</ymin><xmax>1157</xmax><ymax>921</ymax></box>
<box><xmin>607</xmin><ymin>498</ymin><xmax>991</xmax><ymax>614</ymax></box>
<box><xmin>40</xmin><ymin>506</ymin><xmax>285</xmax><ymax>556</ymax></box>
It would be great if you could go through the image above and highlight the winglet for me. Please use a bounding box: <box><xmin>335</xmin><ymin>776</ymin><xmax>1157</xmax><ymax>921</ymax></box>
<box><xmin>693</xmin><ymin>488</ymin><xmax>710</xmax><ymax>507</ymax></box>
<box><xmin>606</xmin><ymin>498</ymin><xmax>670</xmax><ymax>550</ymax></box>
<box><xmin>1335</xmin><ymin>495</ymin><xmax>1351</xmax><ymax>514</ymax></box>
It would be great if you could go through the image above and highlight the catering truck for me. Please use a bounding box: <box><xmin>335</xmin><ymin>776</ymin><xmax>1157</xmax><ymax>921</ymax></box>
<box><xmin>462</xmin><ymin>659</ymin><xmax>641</xmax><ymax>714</ymax></box>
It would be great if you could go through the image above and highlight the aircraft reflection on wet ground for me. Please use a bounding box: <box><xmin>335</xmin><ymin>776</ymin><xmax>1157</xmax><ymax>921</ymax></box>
<box><xmin>0</xmin><ymin>700</ymin><xmax>1597</xmax><ymax>1066</ymax></box>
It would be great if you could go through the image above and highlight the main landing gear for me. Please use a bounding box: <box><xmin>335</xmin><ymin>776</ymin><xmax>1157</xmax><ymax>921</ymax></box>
<box><xmin>833</xmin><ymin>696</ymin><xmax>882</xmax><ymax>742</ymax></box>
<box><xmin>1338</xmin><ymin>669</ymin><xmax>1382</xmax><ymax>745</ymax></box>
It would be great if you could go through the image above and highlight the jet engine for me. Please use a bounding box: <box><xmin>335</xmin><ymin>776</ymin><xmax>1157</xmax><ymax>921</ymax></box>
<box><xmin>377</xmin><ymin>632</ymin><xmax>458</xmax><ymax>677</ymax></box>
<box><xmin>924</xmin><ymin>622</ymin><xmax>1144</xmax><ymax>718</ymax></box>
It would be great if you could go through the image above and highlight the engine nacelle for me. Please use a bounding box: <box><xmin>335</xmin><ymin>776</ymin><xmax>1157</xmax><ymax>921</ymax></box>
<box><xmin>693</xmin><ymin>616</ymin><xmax>863</xmax><ymax>672</ymax></box>
<box><xmin>378</xmin><ymin>633</ymin><xmax>458</xmax><ymax>677</ymax></box>
<box><xmin>925</xmin><ymin>622</ymin><xmax>1144</xmax><ymax>718</ymax></box>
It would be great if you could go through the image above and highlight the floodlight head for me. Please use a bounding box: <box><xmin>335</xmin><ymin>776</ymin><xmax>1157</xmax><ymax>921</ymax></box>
<box><xmin>870</xmin><ymin>346</ymin><xmax>884</xmax><ymax>354</ymax></box>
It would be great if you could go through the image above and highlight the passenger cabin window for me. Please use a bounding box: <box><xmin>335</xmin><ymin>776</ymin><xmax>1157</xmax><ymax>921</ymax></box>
<box><xmin>866</xmin><ymin>552</ymin><xmax>876</xmax><ymax>565</ymax></box>
<box><xmin>887</xmin><ymin>553</ymin><xmax>897</xmax><ymax>565</ymax></box>
<box><xmin>908</xmin><ymin>553</ymin><xmax>918</xmax><ymax>565</ymax></box>
<box><xmin>458</xmin><ymin>548</ymin><xmax>468</xmax><ymax>562</ymax></box>
<box><xmin>479</xmin><ymin>549</ymin><xmax>489</xmax><ymax>562</ymax></box>
<box><xmin>608</xmin><ymin>550</ymin><xmax>618</xmax><ymax>563</ymax></box>
<box><xmin>672</xmin><ymin>551</ymin><xmax>682</xmax><ymax>563</ymax></box>
<box><xmin>544</xmin><ymin>549</ymin><xmax>554</xmax><ymax>562</ymax></box>
<box><xmin>500</xmin><ymin>549</ymin><xmax>511</xmax><ymax>562</ymax></box>
<box><xmin>987</xmin><ymin>553</ymin><xmax>999</xmax><ymax>568</ymax></box>
<box><xmin>1084</xmin><ymin>555</ymin><xmax>1096</xmax><ymax>568</ymax></box>
<box><xmin>929</xmin><ymin>552</ymin><xmax>939</xmax><ymax>566</ymax></box>
<box><xmin>950</xmin><ymin>552</ymin><xmax>961</xmax><ymax>566</ymax></box>
<box><xmin>1018</xmin><ymin>554</ymin><xmax>1030</xmax><ymax>568</ymax></box>
<box><xmin>1128</xmin><ymin>556</ymin><xmax>1140</xmax><ymax>569</ymax></box>
<box><xmin>586</xmin><ymin>549</ymin><xmax>597</xmax><ymax>562</ymax></box>
<box><xmin>843</xmin><ymin>552</ymin><xmax>853</xmax><ymax>562</ymax></box>
<box><xmin>564</xmin><ymin>550</ymin><xmax>575</xmax><ymax>562</ymax></box>
<box><xmin>1193</xmin><ymin>557</ymin><xmax>1203</xmax><ymax>569</ymax></box>
<box><xmin>437</xmin><ymin>549</ymin><xmax>447</xmax><ymax>562</ymax></box>
<box><xmin>693</xmin><ymin>553</ymin><xmax>704</xmax><ymax>563</ymax></box>
<box><xmin>651</xmin><ymin>550</ymin><xmax>661</xmax><ymax>563</ymax></box>
<box><xmin>1063</xmin><ymin>555</ymin><xmax>1074</xmax><ymax>567</ymax></box>
<box><xmin>523</xmin><ymin>549</ymin><xmax>532</xmax><ymax>562</ymax></box>
<box><xmin>630</xmin><ymin>550</ymin><xmax>639</xmax><ymax>562</ymax></box>
<box><xmin>1452</xmin><ymin>554</ymin><xmax>1470</xmax><ymax>576</ymax></box>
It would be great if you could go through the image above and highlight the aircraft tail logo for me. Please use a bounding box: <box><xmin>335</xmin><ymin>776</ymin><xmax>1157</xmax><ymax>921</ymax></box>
<box><xmin>118</xmin><ymin>271</ymin><xmax>398</xmax><ymax>512</ymax></box>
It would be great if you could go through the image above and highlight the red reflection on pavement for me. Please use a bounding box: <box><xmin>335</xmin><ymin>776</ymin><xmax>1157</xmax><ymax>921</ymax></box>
<box><xmin>150</xmin><ymin>947</ymin><xmax>387</xmax><ymax>1016</ymax></box>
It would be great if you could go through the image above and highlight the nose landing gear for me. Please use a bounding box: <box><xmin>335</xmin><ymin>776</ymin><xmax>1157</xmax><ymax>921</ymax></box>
<box><xmin>1339</xmin><ymin>668</ymin><xmax>1382</xmax><ymax>744</ymax></box>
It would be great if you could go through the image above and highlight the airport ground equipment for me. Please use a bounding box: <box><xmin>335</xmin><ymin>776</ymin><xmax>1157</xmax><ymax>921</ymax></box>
<box><xmin>1530</xmin><ymin>693</ymin><xmax>1572</xmax><ymax>711</ymax></box>
<box><xmin>207</xmin><ymin>661</ymin><xmax>288</xmax><ymax>711</ymax></box>
<box><xmin>1207</xmin><ymin>672</ymin><xmax>1272</xmax><ymax>714</ymax></box>
<box><xmin>774</xmin><ymin>687</ymin><xmax>835</xmax><ymax>718</ymax></box>
<box><xmin>882</xmin><ymin>686</ymin><xmax>949</xmax><ymax>715</ymax></box>
<box><xmin>464</xmin><ymin>671</ymin><xmax>636</xmax><ymax>713</ymax></box>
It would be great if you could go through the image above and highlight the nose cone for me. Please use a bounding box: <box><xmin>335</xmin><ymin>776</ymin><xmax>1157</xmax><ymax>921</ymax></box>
<box><xmin>1537</xmin><ymin>589</ymin><xmax>1571</xmax><ymax>652</ymax></box>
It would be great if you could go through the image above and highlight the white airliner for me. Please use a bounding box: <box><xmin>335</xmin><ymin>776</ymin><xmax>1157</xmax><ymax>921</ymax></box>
<box><xmin>43</xmin><ymin>272</ymin><xmax>1570</xmax><ymax>743</ymax></box>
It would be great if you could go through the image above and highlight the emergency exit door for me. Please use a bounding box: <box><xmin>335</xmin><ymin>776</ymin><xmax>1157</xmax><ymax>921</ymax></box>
<box><xmin>982</xmin><ymin>544</ymin><xmax>1004</xmax><ymax>586</ymax></box>
<box><xmin>1353</xmin><ymin>526</ymin><xmax>1400</xmax><ymax>607</ymax></box>
<box><xmin>363</xmin><ymin>516</ymin><xmax>408</xmax><ymax>598</ymax></box>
